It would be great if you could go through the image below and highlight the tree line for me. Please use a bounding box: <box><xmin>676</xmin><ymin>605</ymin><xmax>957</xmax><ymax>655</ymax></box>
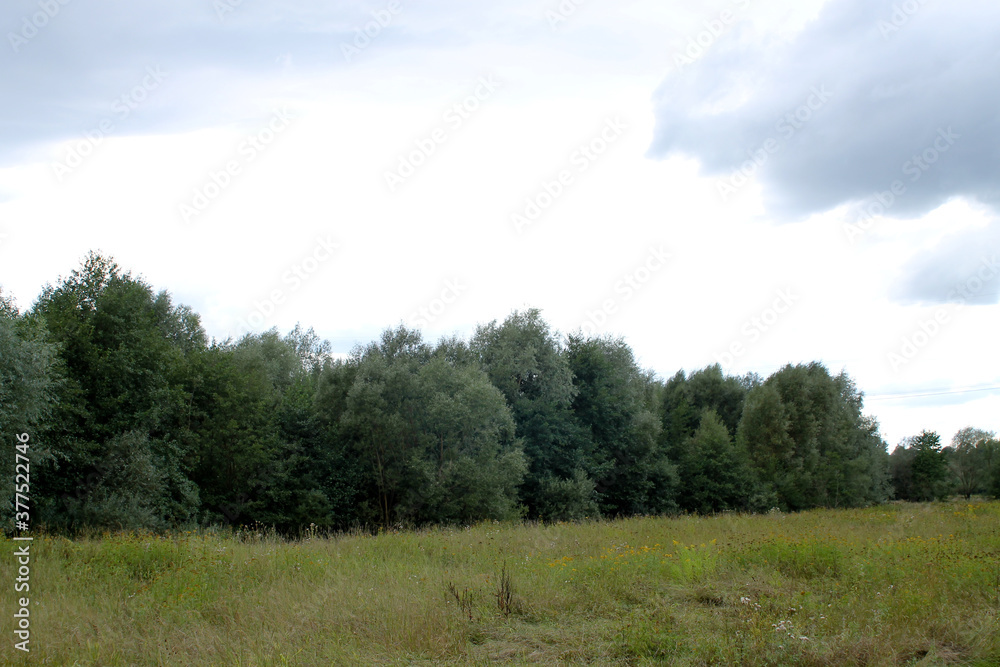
<box><xmin>1</xmin><ymin>253</ymin><xmax>997</xmax><ymax>533</ymax></box>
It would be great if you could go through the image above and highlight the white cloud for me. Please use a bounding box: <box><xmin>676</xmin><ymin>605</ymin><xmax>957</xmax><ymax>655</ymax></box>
<box><xmin>1</xmin><ymin>0</ymin><xmax>996</xmax><ymax>447</ymax></box>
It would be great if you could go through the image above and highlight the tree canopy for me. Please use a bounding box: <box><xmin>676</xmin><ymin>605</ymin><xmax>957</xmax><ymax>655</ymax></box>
<box><xmin>2</xmin><ymin>253</ymin><xmax>988</xmax><ymax>534</ymax></box>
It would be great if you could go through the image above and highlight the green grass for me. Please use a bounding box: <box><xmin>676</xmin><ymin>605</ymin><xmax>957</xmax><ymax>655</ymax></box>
<box><xmin>3</xmin><ymin>500</ymin><xmax>1000</xmax><ymax>665</ymax></box>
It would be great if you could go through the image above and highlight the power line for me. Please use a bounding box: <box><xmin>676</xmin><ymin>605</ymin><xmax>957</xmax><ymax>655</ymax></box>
<box><xmin>866</xmin><ymin>385</ymin><xmax>1000</xmax><ymax>401</ymax></box>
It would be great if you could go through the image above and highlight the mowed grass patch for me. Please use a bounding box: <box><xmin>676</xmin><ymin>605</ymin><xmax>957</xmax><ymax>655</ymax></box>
<box><xmin>0</xmin><ymin>501</ymin><xmax>997</xmax><ymax>665</ymax></box>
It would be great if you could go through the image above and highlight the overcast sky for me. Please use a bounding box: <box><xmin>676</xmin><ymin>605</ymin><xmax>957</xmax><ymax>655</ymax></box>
<box><xmin>2</xmin><ymin>0</ymin><xmax>998</xmax><ymax>449</ymax></box>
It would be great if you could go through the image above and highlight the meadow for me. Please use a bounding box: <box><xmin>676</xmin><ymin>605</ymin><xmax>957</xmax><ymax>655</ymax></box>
<box><xmin>2</xmin><ymin>500</ymin><xmax>999</xmax><ymax>666</ymax></box>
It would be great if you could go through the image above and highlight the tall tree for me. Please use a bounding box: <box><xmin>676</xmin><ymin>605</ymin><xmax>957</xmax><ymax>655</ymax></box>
<box><xmin>907</xmin><ymin>430</ymin><xmax>951</xmax><ymax>501</ymax></box>
<box><xmin>31</xmin><ymin>253</ymin><xmax>202</xmax><ymax>530</ymax></box>
<box><xmin>565</xmin><ymin>334</ymin><xmax>676</xmax><ymax>516</ymax></box>
<box><xmin>946</xmin><ymin>427</ymin><xmax>997</xmax><ymax>499</ymax></box>
<box><xmin>675</xmin><ymin>410</ymin><xmax>760</xmax><ymax>514</ymax></box>
<box><xmin>736</xmin><ymin>383</ymin><xmax>794</xmax><ymax>504</ymax></box>
<box><xmin>745</xmin><ymin>363</ymin><xmax>888</xmax><ymax>510</ymax></box>
<box><xmin>471</xmin><ymin>309</ymin><xmax>591</xmax><ymax>519</ymax></box>
<box><xmin>659</xmin><ymin>364</ymin><xmax>749</xmax><ymax>461</ymax></box>
<box><xmin>336</xmin><ymin>326</ymin><xmax>526</xmax><ymax>525</ymax></box>
<box><xmin>403</xmin><ymin>357</ymin><xmax>526</xmax><ymax>523</ymax></box>
<box><xmin>0</xmin><ymin>290</ymin><xmax>60</xmax><ymax>529</ymax></box>
<box><xmin>0</xmin><ymin>289</ymin><xmax>59</xmax><ymax>436</ymax></box>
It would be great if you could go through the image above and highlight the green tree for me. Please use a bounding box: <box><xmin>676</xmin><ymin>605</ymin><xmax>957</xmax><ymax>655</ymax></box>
<box><xmin>749</xmin><ymin>363</ymin><xmax>889</xmax><ymax>510</ymax></box>
<box><xmin>0</xmin><ymin>289</ymin><xmax>60</xmax><ymax>530</ymax></box>
<box><xmin>313</xmin><ymin>356</ymin><xmax>378</xmax><ymax>528</ymax></box>
<box><xmin>339</xmin><ymin>327</ymin><xmax>428</xmax><ymax>524</ymax></box>
<box><xmin>402</xmin><ymin>357</ymin><xmax>526</xmax><ymax>523</ymax></box>
<box><xmin>889</xmin><ymin>443</ymin><xmax>915</xmax><ymax>500</ymax></box>
<box><xmin>336</xmin><ymin>326</ymin><xmax>526</xmax><ymax>525</ymax></box>
<box><xmin>471</xmin><ymin>309</ymin><xmax>591</xmax><ymax>519</ymax></box>
<box><xmin>659</xmin><ymin>370</ymin><xmax>699</xmax><ymax>460</ymax></box>
<box><xmin>675</xmin><ymin>410</ymin><xmax>759</xmax><ymax>514</ymax></box>
<box><xmin>31</xmin><ymin>253</ymin><xmax>201</xmax><ymax>530</ymax></box>
<box><xmin>200</xmin><ymin>329</ymin><xmax>329</xmax><ymax>530</ymax></box>
<box><xmin>908</xmin><ymin>430</ymin><xmax>951</xmax><ymax>501</ymax></box>
<box><xmin>659</xmin><ymin>364</ymin><xmax>748</xmax><ymax>463</ymax></box>
<box><xmin>987</xmin><ymin>439</ymin><xmax>1000</xmax><ymax>499</ymax></box>
<box><xmin>947</xmin><ymin>427</ymin><xmax>997</xmax><ymax>499</ymax></box>
<box><xmin>565</xmin><ymin>334</ymin><xmax>676</xmax><ymax>516</ymax></box>
<box><xmin>736</xmin><ymin>383</ymin><xmax>793</xmax><ymax>505</ymax></box>
<box><xmin>0</xmin><ymin>289</ymin><xmax>59</xmax><ymax>436</ymax></box>
<box><xmin>687</xmin><ymin>364</ymin><xmax>747</xmax><ymax>436</ymax></box>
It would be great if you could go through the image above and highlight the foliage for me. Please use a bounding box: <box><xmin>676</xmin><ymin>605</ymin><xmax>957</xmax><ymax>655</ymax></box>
<box><xmin>892</xmin><ymin>430</ymin><xmax>953</xmax><ymax>502</ymax></box>
<box><xmin>29</xmin><ymin>253</ymin><xmax>202</xmax><ymax>530</ymax></box>
<box><xmin>0</xmin><ymin>253</ymin><xmax>969</xmax><ymax>535</ymax></box>
<box><xmin>332</xmin><ymin>326</ymin><xmax>526</xmax><ymax>526</ymax></box>
<box><xmin>739</xmin><ymin>363</ymin><xmax>889</xmax><ymax>510</ymax></box>
<box><xmin>946</xmin><ymin>427</ymin><xmax>998</xmax><ymax>499</ymax></box>
<box><xmin>659</xmin><ymin>364</ymin><xmax>748</xmax><ymax>455</ymax></box>
<box><xmin>0</xmin><ymin>290</ymin><xmax>60</xmax><ymax>528</ymax></box>
<box><xmin>675</xmin><ymin>410</ymin><xmax>761</xmax><ymax>513</ymax></box>
<box><xmin>565</xmin><ymin>334</ymin><xmax>677</xmax><ymax>517</ymax></box>
<box><xmin>470</xmin><ymin>309</ymin><xmax>589</xmax><ymax>519</ymax></box>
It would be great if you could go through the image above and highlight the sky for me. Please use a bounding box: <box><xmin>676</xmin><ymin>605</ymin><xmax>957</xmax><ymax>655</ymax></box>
<box><xmin>1</xmin><ymin>0</ymin><xmax>998</xmax><ymax>449</ymax></box>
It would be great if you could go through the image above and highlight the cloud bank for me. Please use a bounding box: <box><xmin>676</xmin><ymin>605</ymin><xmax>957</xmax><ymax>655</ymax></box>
<box><xmin>648</xmin><ymin>0</ymin><xmax>1000</xmax><ymax>221</ymax></box>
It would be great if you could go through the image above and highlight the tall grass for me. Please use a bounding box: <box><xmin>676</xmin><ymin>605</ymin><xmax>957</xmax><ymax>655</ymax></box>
<box><xmin>2</xmin><ymin>500</ymin><xmax>999</xmax><ymax>665</ymax></box>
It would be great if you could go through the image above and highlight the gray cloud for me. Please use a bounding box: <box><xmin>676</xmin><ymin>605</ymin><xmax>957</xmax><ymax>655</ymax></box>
<box><xmin>890</xmin><ymin>221</ymin><xmax>1000</xmax><ymax>306</ymax></box>
<box><xmin>647</xmin><ymin>0</ymin><xmax>1000</xmax><ymax>220</ymax></box>
<box><xmin>1</xmin><ymin>0</ymin><xmax>348</xmax><ymax>164</ymax></box>
<box><xmin>0</xmin><ymin>0</ymin><xmax>586</xmax><ymax>167</ymax></box>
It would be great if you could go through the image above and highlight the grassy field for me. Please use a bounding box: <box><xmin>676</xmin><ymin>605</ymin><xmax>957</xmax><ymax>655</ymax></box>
<box><xmin>2</xmin><ymin>500</ymin><xmax>999</xmax><ymax>666</ymax></box>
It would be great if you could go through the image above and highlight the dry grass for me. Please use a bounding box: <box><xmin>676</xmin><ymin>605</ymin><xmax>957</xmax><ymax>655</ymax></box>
<box><xmin>2</xmin><ymin>500</ymin><xmax>999</xmax><ymax>665</ymax></box>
